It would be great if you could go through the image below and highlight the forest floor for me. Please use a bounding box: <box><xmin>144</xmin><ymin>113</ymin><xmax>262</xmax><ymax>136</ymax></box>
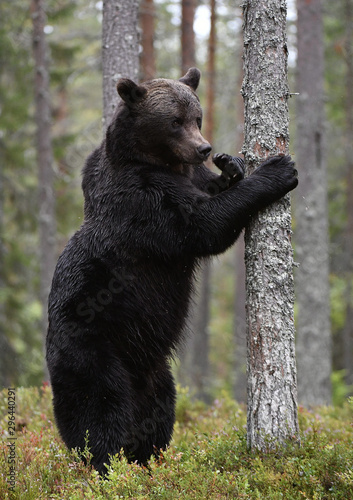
<box><xmin>0</xmin><ymin>385</ymin><xmax>352</xmax><ymax>499</ymax></box>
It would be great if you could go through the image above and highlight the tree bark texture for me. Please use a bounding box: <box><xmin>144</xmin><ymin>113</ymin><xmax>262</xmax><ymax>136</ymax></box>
<box><xmin>32</xmin><ymin>0</ymin><xmax>56</xmax><ymax>381</ymax></box>
<box><xmin>295</xmin><ymin>0</ymin><xmax>332</xmax><ymax>406</ymax></box>
<box><xmin>242</xmin><ymin>0</ymin><xmax>299</xmax><ymax>450</ymax></box>
<box><xmin>140</xmin><ymin>0</ymin><xmax>156</xmax><ymax>81</ymax></box>
<box><xmin>102</xmin><ymin>0</ymin><xmax>140</xmax><ymax>128</ymax></box>
<box><xmin>181</xmin><ymin>0</ymin><xmax>196</xmax><ymax>75</ymax></box>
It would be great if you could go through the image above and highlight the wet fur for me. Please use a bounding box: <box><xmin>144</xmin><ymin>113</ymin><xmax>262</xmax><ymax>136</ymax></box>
<box><xmin>46</xmin><ymin>68</ymin><xmax>298</xmax><ymax>475</ymax></box>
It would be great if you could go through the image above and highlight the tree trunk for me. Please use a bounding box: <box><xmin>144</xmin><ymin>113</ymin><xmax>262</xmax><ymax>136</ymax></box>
<box><xmin>343</xmin><ymin>0</ymin><xmax>353</xmax><ymax>388</ymax></box>
<box><xmin>295</xmin><ymin>0</ymin><xmax>332</xmax><ymax>406</ymax></box>
<box><xmin>233</xmin><ymin>24</ymin><xmax>247</xmax><ymax>404</ymax></box>
<box><xmin>204</xmin><ymin>0</ymin><xmax>216</xmax><ymax>146</ymax></box>
<box><xmin>242</xmin><ymin>0</ymin><xmax>299</xmax><ymax>450</ymax></box>
<box><xmin>233</xmin><ymin>235</ymin><xmax>247</xmax><ymax>403</ymax></box>
<box><xmin>179</xmin><ymin>0</ymin><xmax>212</xmax><ymax>402</ymax></box>
<box><xmin>191</xmin><ymin>260</ymin><xmax>211</xmax><ymax>402</ymax></box>
<box><xmin>140</xmin><ymin>0</ymin><xmax>156</xmax><ymax>81</ymax></box>
<box><xmin>32</xmin><ymin>0</ymin><xmax>56</xmax><ymax>382</ymax></box>
<box><xmin>181</xmin><ymin>0</ymin><xmax>196</xmax><ymax>75</ymax></box>
<box><xmin>0</xmin><ymin>144</ymin><xmax>13</xmax><ymax>388</ymax></box>
<box><xmin>102</xmin><ymin>0</ymin><xmax>140</xmax><ymax>129</ymax></box>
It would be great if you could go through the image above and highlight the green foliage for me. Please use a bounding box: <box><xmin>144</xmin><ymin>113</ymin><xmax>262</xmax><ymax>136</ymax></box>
<box><xmin>332</xmin><ymin>370</ymin><xmax>353</xmax><ymax>407</ymax></box>
<box><xmin>0</xmin><ymin>0</ymin><xmax>102</xmax><ymax>386</ymax></box>
<box><xmin>0</xmin><ymin>386</ymin><xmax>352</xmax><ymax>499</ymax></box>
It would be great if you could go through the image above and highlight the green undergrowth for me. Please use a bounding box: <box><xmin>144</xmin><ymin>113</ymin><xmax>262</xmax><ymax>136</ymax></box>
<box><xmin>0</xmin><ymin>385</ymin><xmax>352</xmax><ymax>499</ymax></box>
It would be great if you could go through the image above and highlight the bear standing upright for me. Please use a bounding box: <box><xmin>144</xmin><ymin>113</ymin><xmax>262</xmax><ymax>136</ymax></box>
<box><xmin>46</xmin><ymin>68</ymin><xmax>298</xmax><ymax>475</ymax></box>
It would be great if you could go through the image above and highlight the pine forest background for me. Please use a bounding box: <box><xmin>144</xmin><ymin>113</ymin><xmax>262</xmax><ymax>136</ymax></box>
<box><xmin>0</xmin><ymin>0</ymin><xmax>352</xmax><ymax>407</ymax></box>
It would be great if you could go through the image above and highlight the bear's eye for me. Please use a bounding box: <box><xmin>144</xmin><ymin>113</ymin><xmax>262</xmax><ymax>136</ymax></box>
<box><xmin>196</xmin><ymin>117</ymin><xmax>202</xmax><ymax>129</ymax></box>
<box><xmin>172</xmin><ymin>118</ymin><xmax>183</xmax><ymax>128</ymax></box>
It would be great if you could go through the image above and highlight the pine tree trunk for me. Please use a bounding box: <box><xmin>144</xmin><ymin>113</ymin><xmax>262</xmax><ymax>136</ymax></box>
<box><xmin>204</xmin><ymin>0</ymin><xmax>216</xmax><ymax>146</ymax></box>
<box><xmin>233</xmin><ymin>236</ymin><xmax>247</xmax><ymax>403</ymax></box>
<box><xmin>181</xmin><ymin>0</ymin><xmax>196</xmax><ymax>75</ymax></box>
<box><xmin>32</xmin><ymin>0</ymin><xmax>56</xmax><ymax>381</ymax></box>
<box><xmin>295</xmin><ymin>0</ymin><xmax>332</xmax><ymax>406</ymax></box>
<box><xmin>102</xmin><ymin>0</ymin><xmax>140</xmax><ymax>129</ymax></box>
<box><xmin>242</xmin><ymin>0</ymin><xmax>300</xmax><ymax>450</ymax></box>
<box><xmin>0</xmin><ymin>145</ymin><xmax>12</xmax><ymax>387</ymax></box>
<box><xmin>140</xmin><ymin>0</ymin><xmax>156</xmax><ymax>81</ymax></box>
<box><xmin>233</xmin><ymin>25</ymin><xmax>247</xmax><ymax>404</ymax></box>
<box><xmin>191</xmin><ymin>261</ymin><xmax>211</xmax><ymax>402</ymax></box>
<box><xmin>343</xmin><ymin>0</ymin><xmax>353</xmax><ymax>388</ymax></box>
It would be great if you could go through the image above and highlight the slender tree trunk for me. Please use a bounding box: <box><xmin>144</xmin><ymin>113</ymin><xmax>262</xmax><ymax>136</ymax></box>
<box><xmin>0</xmin><ymin>143</ymin><xmax>12</xmax><ymax>387</ymax></box>
<box><xmin>191</xmin><ymin>261</ymin><xmax>211</xmax><ymax>401</ymax></box>
<box><xmin>242</xmin><ymin>0</ymin><xmax>299</xmax><ymax>450</ymax></box>
<box><xmin>204</xmin><ymin>0</ymin><xmax>216</xmax><ymax>145</ymax></box>
<box><xmin>140</xmin><ymin>0</ymin><xmax>156</xmax><ymax>81</ymax></box>
<box><xmin>177</xmin><ymin>0</ymin><xmax>198</xmax><ymax>392</ymax></box>
<box><xmin>190</xmin><ymin>0</ymin><xmax>218</xmax><ymax>403</ymax></box>
<box><xmin>32</xmin><ymin>0</ymin><xmax>56</xmax><ymax>382</ymax></box>
<box><xmin>233</xmin><ymin>236</ymin><xmax>247</xmax><ymax>403</ymax></box>
<box><xmin>295</xmin><ymin>0</ymin><xmax>332</xmax><ymax>406</ymax></box>
<box><xmin>233</xmin><ymin>22</ymin><xmax>247</xmax><ymax>404</ymax></box>
<box><xmin>343</xmin><ymin>0</ymin><xmax>353</xmax><ymax>388</ymax></box>
<box><xmin>181</xmin><ymin>0</ymin><xmax>196</xmax><ymax>75</ymax></box>
<box><xmin>102</xmin><ymin>0</ymin><xmax>140</xmax><ymax>129</ymax></box>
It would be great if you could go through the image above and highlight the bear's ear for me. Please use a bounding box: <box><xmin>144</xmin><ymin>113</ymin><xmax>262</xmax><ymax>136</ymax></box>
<box><xmin>179</xmin><ymin>67</ymin><xmax>201</xmax><ymax>91</ymax></box>
<box><xmin>117</xmin><ymin>79</ymin><xmax>147</xmax><ymax>105</ymax></box>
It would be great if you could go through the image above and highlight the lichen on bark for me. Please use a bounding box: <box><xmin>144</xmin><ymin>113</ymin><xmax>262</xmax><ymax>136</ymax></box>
<box><xmin>102</xmin><ymin>0</ymin><xmax>140</xmax><ymax>128</ymax></box>
<box><xmin>241</xmin><ymin>0</ymin><xmax>300</xmax><ymax>450</ymax></box>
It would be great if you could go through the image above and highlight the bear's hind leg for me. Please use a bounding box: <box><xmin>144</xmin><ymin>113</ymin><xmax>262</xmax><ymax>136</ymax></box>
<box><xmin>125</xmin><ymin>363</ymin><xmax>176</xmax><ymax>465</ymax></box>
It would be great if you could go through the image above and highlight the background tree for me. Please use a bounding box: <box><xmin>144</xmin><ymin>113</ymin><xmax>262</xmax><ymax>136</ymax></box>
<box><xmin>177</xmin><ymin>0</ymin><xmax>198</xmax><ymax>393</ymax></box>
<box><xmin>181</xmin><ymin>0</ymin><xmax>196</xmax><ymax>74</ymax></box>
<box><xmin>295</xmin><ymin>0</ymin><xmax>332</xmax><ymax>406</ymax></box>
<box><xmin>323</xmin><ymin>0</ymin><xmax>353</xmax><ymax>403</ymax></box>
<box><xmin>140</xmin><ymin>0</ymin><xmax>156</xmax><ymax>81</ymax></box>
<box><xmin>31</xmin><ymin>0</ymin><xmax>56</xmax><ymax>380</ymax></box>
<box><xmin>242</xmin><ymin>0</ymin><xmax>300</xmax><ymax>449</ymax></box>
<box><xmin>233</xmin><ymin>4</ymin><xmax>246</xmax><ymax>403</ymax></box>
<box><xmin>102</xmin><ymin>0</ymin><xmax>140</xmax><ymax>128</ymax></box>
<box><xmin>189</xmin><ymin>0</ymin><xmax>217</xmax><ymax>402</ymax></box>
<box><xmin>342</xmin><ymin>0</ymin><xmax>353</xmax><ymax>388</ymax></box>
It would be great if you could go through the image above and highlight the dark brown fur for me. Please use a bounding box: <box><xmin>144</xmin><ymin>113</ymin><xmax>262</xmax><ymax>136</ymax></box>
<box><xmin>46</xmin><ymin>68</ymin><xmax>298</xmax><ymax>476</ymax></box>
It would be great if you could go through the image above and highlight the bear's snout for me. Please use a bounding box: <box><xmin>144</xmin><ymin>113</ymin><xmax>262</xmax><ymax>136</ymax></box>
<box><xmin>197</xmin><ymin>143</ymin><xmax>212</xmax><ymax>160</ymax></box>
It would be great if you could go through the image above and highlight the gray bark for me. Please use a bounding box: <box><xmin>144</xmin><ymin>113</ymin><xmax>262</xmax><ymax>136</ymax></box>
<box><xmin>32</xmin><ymin>0</ymin><xmax>56</xmax><ymax>381</ymax></box>
<box><xmin>233</xmin><ymin>235</ymin><xmax>247</xmax><ymax>403</ymax></box>
<box><xmin>295</xmin><ymin>0</ymin><xmax>332</xmax><ymax>406</ymax></box>
<box><xmin>102</xmin><ymin>0</ymin><xmax>140</xmax><ymax>129</ymax></box>
<box><xmin>241</xmin><ymin>0</ymin><xmax>299</xmax><ymax>450</ymax></box>
<box><xmin>0</xmin><ymin>145</ymin><xmax>13</xmax><ymax>387</ymax></box>
<box><xmin>233</xmin><ymin>34</ymin><xmax>246</xmax><ymax>404</ymax></box>
<box><xmin>191</xmin><ymin>260</ymin><xmax>211</xmax><ymax>403</ymax></box>
<box><xmin>343</xmin><ymin>0</ymin><xmax>353</xmax><ymax>388</ymax></box>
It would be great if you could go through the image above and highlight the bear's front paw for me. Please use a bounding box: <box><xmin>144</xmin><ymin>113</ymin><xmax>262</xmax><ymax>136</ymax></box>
<box><xmin>254</xmin><ymin>155</ymin><xmax>298</xmax><ymax>192</ymax></box>
<box><xmin>212</xmin><ymin>153</ymin><xmax>245</xmax><ymax>181</ymax></box>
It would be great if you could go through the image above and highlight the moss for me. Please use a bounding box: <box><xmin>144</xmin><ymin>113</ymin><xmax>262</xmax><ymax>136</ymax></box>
<box><xmin>0</xmin><ymin>387</ymin><xmax>352</xmax><ymax>499</ymax></box>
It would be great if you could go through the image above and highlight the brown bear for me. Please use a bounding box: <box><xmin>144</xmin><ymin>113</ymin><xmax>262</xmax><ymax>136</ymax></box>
<box><xmin>46</xmin><ymin>68</ymin><xmax>298</xmax><ymax>475</ymax></box>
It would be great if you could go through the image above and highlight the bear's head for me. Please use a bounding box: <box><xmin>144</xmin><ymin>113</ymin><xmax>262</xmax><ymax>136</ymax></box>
<box><xmin>113</xmin><ymin>68</ymin><xmax>212</xmax><ymax>169</ymax></box>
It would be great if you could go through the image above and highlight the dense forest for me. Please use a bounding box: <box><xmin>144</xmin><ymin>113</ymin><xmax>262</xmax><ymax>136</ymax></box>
<box><xmin>0</xmin><ymin>0</ymin><xmax>352</xmax><ymax>410</ymax></box>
